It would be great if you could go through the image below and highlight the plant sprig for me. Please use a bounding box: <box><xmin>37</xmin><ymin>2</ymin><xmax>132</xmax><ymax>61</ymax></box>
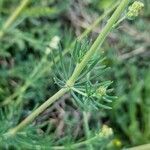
<box><xmin>1</xmin><ymin>1</ymin><xmax>119</xmax><ymax>107</ymax></box>
<box><xmin>3</xmin><ymin>0</ymin><xmax>129</xmax><ymax>138</ymax></box>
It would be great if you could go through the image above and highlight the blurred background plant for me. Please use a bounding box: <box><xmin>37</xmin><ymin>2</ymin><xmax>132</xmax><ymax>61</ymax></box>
<box><xmin>0</xmin><ymin>0</ymin><xmax>149</xmax><ymax>149</ymax></box>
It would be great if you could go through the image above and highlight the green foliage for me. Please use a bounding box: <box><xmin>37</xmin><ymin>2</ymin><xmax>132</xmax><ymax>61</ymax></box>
<box><xmin>0</xmin><ymin>0</ymin><xmax>149</xmax><ymax>149</ymax></box>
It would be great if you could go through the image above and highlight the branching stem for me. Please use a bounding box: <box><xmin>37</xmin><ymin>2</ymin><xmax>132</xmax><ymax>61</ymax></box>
<box><xmin>5</xmin><ymin>0</ymin><xmax>129</xmax><ymax>136</ymax></box>
<box><xmin>1</xmin><ymin>1</ymin><xmax>118</xmax><ymax>106</ymax></box>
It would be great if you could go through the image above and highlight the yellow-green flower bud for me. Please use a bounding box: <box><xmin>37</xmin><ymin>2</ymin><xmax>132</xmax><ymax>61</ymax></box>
<box><xmin>96</xmin><ymin>86</ymin><xmax>106</xmax><ymax>97</ymax></box>
<box><xmin>99</xmin><ymin>125</ymin><xmax>113</xmax><ymax>138</ymax></box>
<box><xmin>127</xmin><ymin>1</ymin><xmax>144</xmax><ymax>19</ymax></box>
<box><xmin>112</xmin><ymin>139</ymin><xmax>122</xmax><ymax>147</ymax></box>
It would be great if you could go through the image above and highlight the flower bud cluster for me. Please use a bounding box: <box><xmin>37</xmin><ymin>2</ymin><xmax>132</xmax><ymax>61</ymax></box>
<box><xmin>96</xmin><ymin>86</ymin><xmax>106</xmax><ymax>97</ymax></box>
<box><xmin>127</xmin><ymin>1</ymin><xmax>144</xmax><ymax>19</ymax></box>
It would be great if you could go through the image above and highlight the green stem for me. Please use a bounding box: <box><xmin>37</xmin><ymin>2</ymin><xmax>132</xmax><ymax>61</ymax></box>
<box><xmin>5</xmin><ymin>0</ymin><xmax>129</xmax><ymax>136</ymax></box>
<box><xmin>77</xmin><ymin>1</ymin><xmax>120</xmax><ymax>41</ymax></box>
<box><xmin>0</xmin><ymin>0</ymin><xmax>30</xmax><ymax>39</ymax></box>
<box><xmin>2</xmin><ymin>134</ymin><xmax>100</xmax><ymax>149</ymax></box>
<box><xmin>5</xmin><ymin>88</ymin><xmax>69</xmax><ymax>137</ymax></box>
<box><xmin>52</xmin><ymin>135</ymin><xmax>100</xmax><ymax>150</ymax></box>
<box><xmin>66</xmin><ymin>0</ymin><xmax>129</xmax><ymax>86</ymax></box>
<box><xmin>113</xmin><ymin>16</ymin><xmax>126</xmax><ymax>28</ymax></box>
<box><xmin>83</xmin><ymin>111</ymin><xmax>94</xmax><ymax>150</ymax></box>
<box><xmin>1</xmin><ymin>1</ymin><xmax>118</xmax><ymax>106</ymax></box>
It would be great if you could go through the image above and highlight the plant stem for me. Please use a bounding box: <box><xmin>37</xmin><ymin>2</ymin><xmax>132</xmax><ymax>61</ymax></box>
<box><xmin>0</xmin><ymin>0</ymin><xmax>30</xmax><ymax>39</ymax></box>
<box><xmin>2</xmin><ymin>134</ymin><xmax>101</xmax><ymax>149</ymax></box>
<box><xmin>5</xmin><ymin>0</ymin><xmax>129</xmax><ymax>136</ymax></box>
<box><xmin>52</xmin><ymin>135</ymin><xmax>100</xmax><ymax>150</ymax></box>
<box><xmin>1</xmin><ymin>1</ymin><xmax>118</xmax><ymax>106</ymax></box>
<box><xmin>77</xmin><ymin>1</ymin><xmax>120</xmax><ymax>41</ymax></box>
<box><xmin>5</xmin><ymin>88</ymin><xmax>69</xmax><ymax>136</ymax></box>
<box><xmin>83</xmin><ymin>111</ymin><xmax>94</xmax><ymax>150</ymax></box>
<box><xmin>66</xmin><ymin>0</ymin><xmax>129</xmax><ymax>86</ymax></box>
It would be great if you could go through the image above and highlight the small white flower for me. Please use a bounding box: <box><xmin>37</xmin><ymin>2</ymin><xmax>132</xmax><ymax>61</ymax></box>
<box><xmin>45</xmin><ymin>36</ymin><xmax>60</xmax><ymax>54</ymax></box>
<box><xmin>49</xmin><ymin>36</ymin><xmax>60</xmax><ymax>49</ymax></box>
<box><xmin>99</xmin><ymin>125</ymin><xmax>113</xmax><ymax>138</ymax></box>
